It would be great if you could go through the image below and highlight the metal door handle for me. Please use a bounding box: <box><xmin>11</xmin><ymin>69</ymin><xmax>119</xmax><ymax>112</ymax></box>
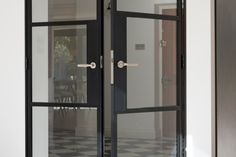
<box><xmin>77</xmin><ymin>62</ymin><xmax>96</xmax><ymax>69</ymax></box>
<box><xmin>117</xmin><ymin>61</ymin><xmax>139</xmax><ymax>68</ymax></box>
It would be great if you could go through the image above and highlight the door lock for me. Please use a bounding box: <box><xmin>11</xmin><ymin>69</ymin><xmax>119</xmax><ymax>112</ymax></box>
<box><xmin>77</xmin><ymin>62</ymin><xmax>96</xmax><ymax>69</ymax></box>
<box><xmin>117</xmin><ymin>61</ymin><xmax>139</xmax><ymax>68</ymax></box>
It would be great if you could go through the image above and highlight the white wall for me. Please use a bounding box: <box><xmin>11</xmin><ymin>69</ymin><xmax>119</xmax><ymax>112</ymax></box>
<box><xmin>186</xmin><ymin>0</ymin><xmax>215</xmax><ymax>157</ymax></box>
<box><xmin>0</xmin><ymin>1</ymin><xmax>25</xmax><ymax>157</ymax></box>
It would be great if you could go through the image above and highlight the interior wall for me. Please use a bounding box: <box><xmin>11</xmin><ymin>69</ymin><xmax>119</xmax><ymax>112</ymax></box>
<box><xmin>186</xmin><ymin>0</ymin><xmax>215</xmax><ymax>157</ymax></box>
<box><xmin>217</xmin><ymin>0</ymin><xmax>236</xmax><ymax>156</ymax></box>
<box><xmin>0</xmin><ymin>1</ymin><xmax>25</xmax><ymax>157</ymax></box>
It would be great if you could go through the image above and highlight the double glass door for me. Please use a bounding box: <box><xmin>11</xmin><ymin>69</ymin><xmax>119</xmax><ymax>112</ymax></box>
<box><xmin>26</xmin><ymin>0</ymin><xmax>185</xmax><ymax>157</ymax></box>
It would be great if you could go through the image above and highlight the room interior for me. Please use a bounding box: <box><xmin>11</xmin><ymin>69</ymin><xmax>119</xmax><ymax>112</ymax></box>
<box><xmin>4</xmin><ymin>0</ymin><xmax>234</xmax><ymax>157</ymax></box>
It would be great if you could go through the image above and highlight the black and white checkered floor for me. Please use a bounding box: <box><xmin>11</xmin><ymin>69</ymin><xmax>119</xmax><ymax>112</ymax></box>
<box><xmin>49</xmin><ymin>130</ymin><xmax>176</xmax><ymax>157</ymax></box>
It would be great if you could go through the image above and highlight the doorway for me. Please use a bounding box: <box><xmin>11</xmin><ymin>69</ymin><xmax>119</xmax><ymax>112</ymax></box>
<box><xmin>25</xmin><ymin>0</ymin><xmax>186</xmax><ymax>157</ymax></box>
<box><xmin>156</xmin><ymin>5</ymin><xmax>177</xmax><ymax>141</ymax></box>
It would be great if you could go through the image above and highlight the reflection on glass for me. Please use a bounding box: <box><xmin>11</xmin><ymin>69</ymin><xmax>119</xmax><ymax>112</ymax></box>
<box><xmin>117</xmin><ymin>0</ymin><xmax>177</xmax><ymax>16</ymax></box>
<box><xmin>32</xmin><ymin>0</ymin><xmax>97</xmax><ymax>22</ymax></box>
<box><xmin>32</xmin><ymin>25</ymin><xmax>87</xmax><ymax>103</ymax></box>
<box><xmin>117</xmin><ymin>111</ymin><xmax>177</xmax><ymax>157</ymax></box>
<box><xmin>33</xmin><ymin>107</ymin><xmax>97</xmax><ymax>157</ymax></box>
<box><xmin>126</xmin><ymin>17</ymin><xmax>177</xmax><ymax>108</ymax></box>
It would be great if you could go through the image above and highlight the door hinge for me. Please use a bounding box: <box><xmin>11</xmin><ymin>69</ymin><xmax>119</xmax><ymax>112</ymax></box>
<box><xmin>160</xmin><ymin>40</ymin><xmax>167</xmax><ymax>47</ymax></box>
<box><xmin>111</xmin><ymin>50</ymin><xmax>114</xmax><ymax>85</ymax></box>
<box><xmin>100</xmin><ymin>55</ymin><xmax>103</xmax><ymax>69</ymax></box>
<box><xmin>25</xmin><ymin>57</ymin><xmax>29</xmax><ymax>71</ymax></box>
<box><xmin>181</xmin><ymin>55</ymin><xmax>185</xmax><ymax>69</ymax></box>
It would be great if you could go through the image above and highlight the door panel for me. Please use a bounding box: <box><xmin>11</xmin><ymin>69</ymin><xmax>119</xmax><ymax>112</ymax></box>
<box><xmin>32</xmin><ymin>24</ymin><xmax>100</xmax><ymax>105</ymax></box>
<box><xmin>116</xmin><ymin>0</ymin><xmax>177</xmax><ymax>16</ymax></box>
<box><xmin>27</xmin><ymin>0</ymin><xmax>103</xmax><ymax>157</ymax></box>
<box><xmin>112</xmin><ymin>0</ymin><xmax>185</xmax><ymax>157</ymax></box>
<box><xmin>117</xmin><ymin>111</ymin><xmax>177</xmax><ymax>157</ymax></box>
<box><xmin>32</xmin><ymin>0</ymin><xmax>97</xmax><ymax>22</ymax></box>
<box><xmin>32</xmin><ymin>25</ymin><xmax>88</xmax><ymax>103</ymax></box>
<box><xmin>114</xmin><ymin>17</ymin><xmax>177</xmax><ymax>110</ymax></box>
<box><xmin>33</xmin><ymin>107</ymin><xmax>98</xmax><ymax>157</ymax></box>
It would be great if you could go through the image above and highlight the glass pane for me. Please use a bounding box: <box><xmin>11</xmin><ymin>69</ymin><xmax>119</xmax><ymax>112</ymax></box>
<box><xmin>117</xmin><ymin>111</ymin><xmax>177</xmax><ymax>157</ymax></box>
<box><xmin>33</xmin><ymin>107</ymin><xmax>97</xmax><ymax>157</ymax></box>
<box><xmin>117</xmin><ymin>0</ymin><xmax>177</xmax><ymax>16</ymax></box>
<box><xmin>32</xmin><ymin>0</ymin><xmax>97</xmax><ymax>22</ymax></box>
<box><xmin>127</xmin><ymin>18</ymin><xmax>177</xmax><ymax>108</ymax></box>
<box><xmin>32</xmin><ymin>25</ymin><xmax>88</xmax><ymax>103</ymax></box>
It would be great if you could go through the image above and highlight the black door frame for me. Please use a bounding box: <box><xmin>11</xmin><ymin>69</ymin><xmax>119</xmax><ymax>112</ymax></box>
<box><xmin>25</xmin><ymin>0</ymin><xmax>104</xmax><ymax>157</ymax></box>
<box><xmin>111</xmin><ymin>0</ymin><xmax>186</xmax><ymax>156</ymax></box>
<box><xmin>26</xmin><ymin>0</ymin><xmax>186</xmax><ymax>156</ymax></box>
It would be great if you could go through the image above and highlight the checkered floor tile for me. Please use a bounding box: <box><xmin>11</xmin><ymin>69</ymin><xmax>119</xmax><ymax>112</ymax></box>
<box><xmin>49</xmin><ymin>130</ymin><xmax>176</xmax><ymax>157</ymax></box>
<box><xmin>117</xmin><ymin>137</ymin><xmax>176</xmax><ymax>157</ymax></box>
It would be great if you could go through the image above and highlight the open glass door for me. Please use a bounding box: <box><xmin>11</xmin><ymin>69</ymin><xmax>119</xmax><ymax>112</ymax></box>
<box><xmin>26</xmin><ymin>0</ymin><xmax>103</xmax><ymax>157</ymax></box>
<box><xmin>111</xmin><ymin>0</ymin><xmax>186</xmax><ymax>156</ymax></box>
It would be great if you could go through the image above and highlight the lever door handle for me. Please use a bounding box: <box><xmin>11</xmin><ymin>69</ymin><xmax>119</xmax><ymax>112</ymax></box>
<box><xmin>117</xmin><ymin>60</ymin><xmax>139</xmax><ymax>68</ymax></box>
<box><xmin>77</xmin><ymin>62</ymin><xmax>96</xmax><ymax>69</ymax></box>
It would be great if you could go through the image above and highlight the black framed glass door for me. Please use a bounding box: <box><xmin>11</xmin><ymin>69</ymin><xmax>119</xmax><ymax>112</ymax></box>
<box><xmin>26</xmin><ymin>0</ymin><xmax>103</xmax><ymax>157</ymax></box>
<box><xmin>111</xmin><ymin>0</ymin><xmax>186</xmax><ymax>156</ymax></box>
<box><xmin>26</xmin><ymin>0</ymin><xmax>186</xmax><ymax>156</ymax></box>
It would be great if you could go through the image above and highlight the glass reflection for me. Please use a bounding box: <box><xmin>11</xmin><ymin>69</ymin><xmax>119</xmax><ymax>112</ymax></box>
<box><xmin>33</xmin><ymin>107</ymin><xmax>98</xmax><ymax>157</ymax></box>
<box><xmin>32</xmin><ymin>0</ymin><xmax>97</xmax><ymax>22</ymax></box>
<box><xmin>117</xmin><ymin>111</ymin><xmax>177</xmax><ymax>157</ymax></box>
<box><xmin>32</xmin><ymin>25</ymin><xmax>87</xmax><ymax>103</ymax></box>
<box><xmin>126</xmin><ymin>17</ymin><xmax>177</xmax><ymax>109</ymax></box>
<box><xmin>117</xmin><ymin>0</ymin><xmax>177</xmax><ymax>16</ymax></box>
